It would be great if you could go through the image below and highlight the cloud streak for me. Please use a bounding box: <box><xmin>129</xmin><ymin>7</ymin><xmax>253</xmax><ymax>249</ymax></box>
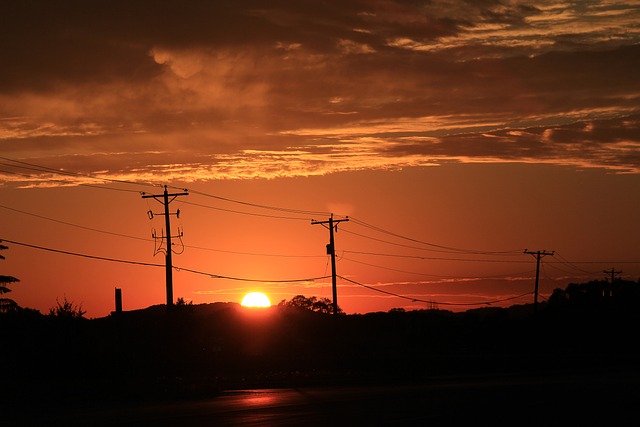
<box><xmin>1</xmin><ymin>0</ymin><xmax>638</xmax><ymax>185</ymax></box>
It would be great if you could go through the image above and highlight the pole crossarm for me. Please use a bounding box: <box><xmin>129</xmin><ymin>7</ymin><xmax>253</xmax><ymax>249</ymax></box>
<box><xmin>142</xmin><ymin>191</ymin><xmax>189</xmax><ymax>204</ymax></box>
<box><xmin>603</xmin><ymin>267</ymin><xmax>622</xmax><ymax>280</ymax></box>
<box><xmin>312</xmin><ymin>214</ymin><xmax>349</xmax><ymax>314</ymax></box>
<box><xmin>311</xmin><ymin>216</ymin><xmax>350</xmax><ymax>227</ymax></box>
<box><xmin>141</xmin><ymin>185</ymin><xmax>188</xmax><ymax>307</ymax></box>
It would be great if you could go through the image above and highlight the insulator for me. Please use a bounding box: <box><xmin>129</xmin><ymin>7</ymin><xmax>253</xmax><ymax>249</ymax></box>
<box><xmin>176</xmin><ymin>209</ymin><xmax>180</xmax><ymax>218</ymax></box>
<box><xmin>147</xmin><ymin>210</ymin><xmax>154</xmax><ymax>220</ymax></box>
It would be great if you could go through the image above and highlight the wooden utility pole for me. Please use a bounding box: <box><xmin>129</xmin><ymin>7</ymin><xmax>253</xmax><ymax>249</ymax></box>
<box><xmin>603</xmin><ymin>267</ymin><xmax>621</xmax><ymax>298</ymax></box>
<box><xmin>312</xmin><ymin>214</ymin><xmax>349</xmax><ymax>314</ymax></box>
<box><xmin>524</xmin><ymin>249</ymin><xmax>554</xmax><ymax>313</ymax></box>
<box><xmin>142</xmin><ymin>185</ymin><xmax>188</xmax><ymax>306</ymax></box>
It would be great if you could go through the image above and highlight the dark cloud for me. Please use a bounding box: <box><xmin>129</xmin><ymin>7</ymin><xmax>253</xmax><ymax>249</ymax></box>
<box><xmin>0</xmin><ymin>0</ymin><xmax>526</xmax><ymax>90</ymax></box>
<box><xmin>0</xmin><ymin>1</ymin><xmax>638</xmax><ymax>181</ymax></box>
<box><xmin>379</xmin><ymin>114</ymin><xmax>640</xmax><ymax>172</ymax></box>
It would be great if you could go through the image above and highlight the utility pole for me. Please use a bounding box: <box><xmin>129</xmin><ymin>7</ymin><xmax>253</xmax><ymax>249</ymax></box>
<box><xmin>524</xmin><ymin>249</ymin><xmax>554</xmax><ymax>313</ymax></box>
<box><xmin>312</xmin><ymin>214</ymin><xmax>349</xmax><ymax>314</ymax></box>
<box><xmin>603</xmin><ymin>267</ymin><xmax>621</xmax><ymax>298</ymax></box>
<box><xmin>142</xmin><ymin>185</ymin><xmax>188</xmax><ymax>306</ymax></box>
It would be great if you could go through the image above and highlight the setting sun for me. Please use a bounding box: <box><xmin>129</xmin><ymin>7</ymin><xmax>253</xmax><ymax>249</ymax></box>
<box><xmin>241</xmin><ymin>292</ymin><xmax>271</xmax><ymax>308</ymax></box>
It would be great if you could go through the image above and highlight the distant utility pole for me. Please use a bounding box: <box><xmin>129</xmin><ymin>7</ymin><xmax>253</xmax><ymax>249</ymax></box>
<box><xmin>603</xmin><ymin>267</ymin><xmax>621</xmax><ymax>298</ymax></box>
<box><xmin>312</xmin><ymin>214</ymin><xmax>349</xmax><ymax>315</ymax></box>
<box><xmin>524</xmin><ymin>249</ymin><xmax>554</xmax><ymax>313</ymax></box>
<box><xmin>142</xmin><ymin>185</ymin><xmax>188</xmax><ymax>307</ymax></box>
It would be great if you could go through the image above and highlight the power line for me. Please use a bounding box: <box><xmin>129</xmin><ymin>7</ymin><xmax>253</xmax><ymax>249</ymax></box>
<box><xmin>0</xmin><ymin>155</ymin><xmax>159</xmax><ymax>189</ymax></box>
<box><xmin>338</xmin><ymin>275</ymin><xmax>534</xmax><ymax>307</ymax></box>
<box><xmin>0</xmin><ymin>238</ymin><xmax>332</xmax><ymax>284</ymax></box>
<box><xmin>174</xmin><ymin>266</ymin><xmax>331</xmax><ymax>283</ymax></box>
<box><xmin>349</xmin><ymin>216</ymin><xmax>525</xmax><ymax>255</ymax></box>
<box><xmin>553</xmin><ymin>252</ymin><xmax>600</xmax><ymax>275</ymax></box>
<box><xmin>0</xmin><ymin>237</ymin><xmax>559</xmax><ymax>309</ymax></box>
<box><xmin>544</xmin><ymin>261</ymin><xmax>595</xmax><ymax>278</ymax></box>
<box><xmin>3</xmin><ymin>160</ymin><xmax>325</xmax><ymax>217</ymax></box>
<box><xmin>171</xmin><ymin>189</ymin><xmax>526</xmax><ymax>259</ymax></box>
<box><xmin>4</xmin><ymin>159</ymin><xmax>637</xmax><ymax>311</ymax></box>
<box><xmin>182</xmin><ymin>243</ymin><xmax>324</xmax><ymax>258</ymax></box>
<box><xmin>4</xmin><ymin>186</ymin><xmax>632</xmax><ymax>269</ymax></box>
<box><xmin>343</xmin><ymin>249</ymin><xmax>530</xmax><ymax>263</ymax></box>
<box><xmin>342</xmin><ymin>228</ymin><xmax>454</xmax><ymax>253</ymax></box>
<box><xmin>0</xmin><ymin>238</ymin><xmax>165</xmax><ymax>268</ymax></box>
<box><xmin>178</xmin><ymin>187</ymin><xmax>330</xmax><ymax>217</ymax></box>
<box><xmin>342</xmin><ymin>256</ymin><xmax>449</xmax><ymax>278</ymax></box>
<box><xmin>0</xmin><ymin>204</ymin><xmax>152</xmax><ymax>243</ymax></box>
<box><xmin>342</xmin><ymin>256</ymin><xmax>534</xmax><ymax>279</ymax></box>
<box><xmin>550</xmin><ymin>253</ymin><xmax>640</xmax><ymax>265</ymax></box>
<box><xmin>3</xmin><ymin>157</ymin><xmax>638</xmax><ymax>268</ymax></box>
<box><xmin>0</xmin><ymin>202</ymin><xmax>323</xmax><ymax>259</ymax></box>
<box><xmin>0</xmin><ymin>167</ymin><xmax>143</xmax><ymax>193</ymax></box>
<box><xmin>180</xmin><ymin>199</ymin><xmax>311</xmax><ymax>221</ymax></box>
<box><xmin>342</xmin><ymin>228</ymin><xmax>526</xmax><ymax>257</ymax></box>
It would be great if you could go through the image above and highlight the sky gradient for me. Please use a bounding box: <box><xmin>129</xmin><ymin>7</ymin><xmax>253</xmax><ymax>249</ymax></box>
<box><xmin>1</xmin><ymin>1</ymin><xmax>639</xmax><ymax>317</ymax></box>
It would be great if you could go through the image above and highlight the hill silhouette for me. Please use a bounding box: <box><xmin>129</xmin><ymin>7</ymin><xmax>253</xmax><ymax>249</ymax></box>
<box><xmin>1</xmin><ymin>279</ymin><xmax>639</xmax><ymax>407</ymax></box>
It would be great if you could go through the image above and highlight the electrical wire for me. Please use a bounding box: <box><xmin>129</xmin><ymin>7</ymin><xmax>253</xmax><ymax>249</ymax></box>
<box><xmin>343</xmin><ymin>249</ymin><xmax>530</xmax><ymax>263</ymax></box>
<box><xmin>341</xmin><ymin>228</ymin><xmax>452</xmax><ymax>253</ymax></box>
<box><xmin>0</xmin><ymin>155</ymin><xmax>160</xmax><ymax>189</ymax></box>
<box><xmin>545</xmin><ymin>252</ymin><xmax>640</xmax><ymax>283</ymax></box>
<box><xmin>182</xmin><ymin>243</ymin><xmax>324</xmax><ymax>258</ymax></box>
<box><xmin>544</xmin><ymin>260</ymin><xmax>596</xmax><ymax>278</ymax></box>
<box><xmin>174</xmin><ymin>266</ymin><xmax>331</xmax><ymax>283</ymax></box>
<box><xmin>342</xmin><ymin>256</ymin><xmax>534</xmax><ymax>279</ymax></box>
<box><xmin>0</xmin><ymin>203</ymin><xmax>322</xmax><ymax>259</ymax></box>
<box><xmin>179</xmin><ymin>187</ymin><xmax>330</xmax><ymax>217</ymax></box>
<box><xmin>0</xmin><ymin>204</ymin><xmax>153</xmax><ymax>243</ymax></box>
<box><xmin>179</xmin><ymin>199</ymin><xmax>311</xmax><ymax>221</ymax></box>
<box><xmin>348</xmin><ymin>216</ymin><xmax>525</xmax><ymax>255</ymax></box>
<box><xmin>3</xmin><ymin>159</ymin><xmax>637</xmax><ymax>302</ymax></box>
<box><xmin>2</xmin><ymin>157</ymin><xmax>637</xmax><ymax>267</ymax></box>
<box><xmin>341</xmin><ymin>228</ymin><xmax>527</xmax><ymax>257</ymax></box>
<box><xmin>0</xmin><ymin>238</ymin><xmax>165</xmax><ymax>268</ymax></box>
<box><xmin>341</xmin><ymin>256</ymin><xmax>450</xmax><ymax>278</ymax></box>
<box><xmin>337</xmin><ymin>275</ymin><xmax>534</xmax><ymax>307</ymax></box>
<box><xmin>0</xmin><ymin>238</ymin><xmax>331</xmax><ymax>284</ymax></box>
<box><xmin>0</xmin><ymin>166</ymin><xmax>146</xmax><ymax>193</ymax></box>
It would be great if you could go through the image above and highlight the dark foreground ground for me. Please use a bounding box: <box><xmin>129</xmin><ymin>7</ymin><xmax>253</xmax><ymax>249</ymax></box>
<box><xmin>3</xmin><ymin>299</ymin><xmax>640</xmax><ymax>425</ymax></box>
<box><xmin>4</xmin><ymin>367</ymin><xmax>640</xmax><ymax>426</ymax></box>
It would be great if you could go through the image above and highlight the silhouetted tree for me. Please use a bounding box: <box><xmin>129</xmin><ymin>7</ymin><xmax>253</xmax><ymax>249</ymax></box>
<box><xmin>277</xmin><ymin>295</ymin><xmax>340</xmax><ymax>314</ymax></box>
<box><xmin>48</xmin><ymin>296</ymin><xmax>86</xmax><ymax>319</ymax></box>
<box><xmin>0</xmin><ymin>241</ymin><xmax>20</xmax><ymax>313</ymax></box>
<box><xmin>547</xmin><ymin>288</ymin><xmax>568</xmax><ymax>307</ymax></box>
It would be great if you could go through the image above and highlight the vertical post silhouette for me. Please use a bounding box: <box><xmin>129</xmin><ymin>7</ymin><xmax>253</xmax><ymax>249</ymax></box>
<box><xmin>312</xmin><ymin>214</ymin><xmax>349</xmax><ymax>314</ymax></box>
<box><xmin>142</xmin><ymin>185</ymin><xmax>188</xmax><ymax>306</ymax></box>
<box><xmin>603</xmin><ymin>267</ymin><xmax>621</xmax><ymax>298</ymax></box>
<box><xmin>524</xmin><ymin>249</ymin><xmax>554</xmax><ymax>313</ymax></box>
<box><xmin>115</xmin><ymin>288</ymin><xmax>122</xmax><ymax>313</ymax></box>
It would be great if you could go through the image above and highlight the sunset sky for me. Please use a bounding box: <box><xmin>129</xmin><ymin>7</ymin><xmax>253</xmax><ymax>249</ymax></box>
<box><xmin>1</xmin><ymin>0</ymin><xmax>639</xmax><ymax>318</ymax></box>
